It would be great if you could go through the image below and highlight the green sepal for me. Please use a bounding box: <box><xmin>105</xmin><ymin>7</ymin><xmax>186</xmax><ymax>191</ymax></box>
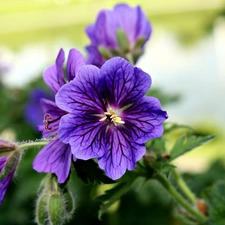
<box><xmin>0</xmin><ymin>150</ymin><xmax>20</xmax><ymax>180</ymax></box>
<box><xmin>116</xmin><ymin>29</ymin><xmax>130</xmax><ymax>53</ymax></box>
<box><xmin>35</xmin><ymin>193</ymin><xmax>49</xmax><ymax>225</ymax></box>
<box><xmin>133</xmin><ymin>36</ymin><xmax>146</xmax><ymax>49</ymax></box>
<box><xmin>98</xmin><ymin>46</ymin><xmax>112</xmax><ymax>60</ymax></box>
<box><xmin>48</xmin><ymin>193</ymin><xmax>64</xmax><ymax>225</ymax></box>
<box><xmin>63</xmin><ymin>188</ymin><xmax>75</xmax><ymax>221</ymax></box>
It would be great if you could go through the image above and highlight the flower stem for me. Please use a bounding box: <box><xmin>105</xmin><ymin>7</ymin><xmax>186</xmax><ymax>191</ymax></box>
<box><xmin>17</xmin><ymin>141</ymin><xmax>49</xmax><ymax>151</ymax></box>
<box><xmin>154</xmin><ymin>173</ymin><xmax>207</xmax><ymax>223</ymax></box>
<box><xmin>172</xmin><ymin>169</ymin><xmax>197</xmax><ymax>205</ymax></box>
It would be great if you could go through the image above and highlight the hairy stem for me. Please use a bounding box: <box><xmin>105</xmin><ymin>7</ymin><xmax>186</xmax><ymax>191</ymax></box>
<box><xmin>18</xmin><ymin>141</ymin><xmax>49</xmax><ymax>151</ymax></box>
<box><xmin>172</xmin><ymin>169</ymin><xmax>197</xmax><ymax>205</ymax></box>
<box><xmin>154</xmin><ymin>173</ymin><xmax>207</xmax><ymax>223</ymax></box>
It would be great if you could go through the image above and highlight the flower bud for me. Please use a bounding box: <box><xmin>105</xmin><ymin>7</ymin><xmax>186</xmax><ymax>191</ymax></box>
<box><xmin>0</xmin><ymin>139</ymin><xmax>17</xmax><ymax>157</ymax></box>
<box><xmin>35</xmin><ymin>175</ymin><xmax>76</xmax><ymax>225</ymax></box>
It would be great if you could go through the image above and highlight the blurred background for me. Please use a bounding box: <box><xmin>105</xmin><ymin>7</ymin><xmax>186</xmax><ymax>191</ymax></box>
<box><xmin>0</xmin><ymin>0</ymin><xmax>225</xmax><ymax>224</ymax></box>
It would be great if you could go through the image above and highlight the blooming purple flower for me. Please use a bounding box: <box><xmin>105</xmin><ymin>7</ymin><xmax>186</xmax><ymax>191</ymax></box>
<box><xmin>56</xmin><ymin>57</ymin><xmax>168</xmax><ymax>180</ymax></box>
<box><xmin>0</xmin><ymin>140</ymin><xmax>20</xmax><ymax>205</ymax></box>
<box><xmin>33</xmin><ymin>48</ymin><xmax>86</xmax><ymax>183</ymax></box>
<box><xmin>86</xmin><ymin>3</ymin><xmax>152</xmax><ymax>67</ymax></box>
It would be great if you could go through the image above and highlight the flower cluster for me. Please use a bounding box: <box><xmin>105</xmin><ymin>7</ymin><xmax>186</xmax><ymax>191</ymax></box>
<box><xmin>31</xmin><ymin>3</ymin><xmax>167</xmax><ymax>182</ymax></box>
<box><xmin>86</xmin><ymin>3</ymin><xmax>152</xmax><ymax>67</ymax></box>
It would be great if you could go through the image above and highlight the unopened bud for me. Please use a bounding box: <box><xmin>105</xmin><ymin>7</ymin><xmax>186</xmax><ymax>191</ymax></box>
<box><xmin>35</xmin><ymin>175</ymin><xmax>76</xmax><ymax>225</ymax></box>
<box><xmin>0</xmin><ymin>150</ymin><xmax>20</xmax><ymax>180</ymax></box>
<box><xmin>63</xmin><ymin>188</ymin><xmax>76</xmax><ymax>221</ymax></box>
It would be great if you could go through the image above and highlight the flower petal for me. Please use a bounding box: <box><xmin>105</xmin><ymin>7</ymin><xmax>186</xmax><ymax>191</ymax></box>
<box><xmin>56</xmin><ymin>65</ymin><xmax>104</xmax><ymax>113</ymax></box>
<box><xmin>43</xmin><ymin>49</ymin><xmax>65</xmax><ymax>93</ymax></box>
<box><xmin>58</xmin><ymin>114</ymin><xmax>106</xmax><ymax>159</ymax></box>
<box><xmin>86</xmin><ymin>45</ymin><xmax>105</xmax><ymax>68</ymax></box>
<box><xmin>0</xmin><ymin>169</ymin><xmax>14</xmax><ymax>205</ymax></box>
<box><xmin>98</xmin><ymin>128</ymin><xmax>146</xmax><ymax>180</ymax></box>
<box><xmin>0</xmin><ymin>157</ymin><xmax>7</xmax><ymax>172</ymax></box>
<box><xmin>123</xmin><ymin>96</ymin><xmax>168</xmax><ymax>143</ymax></box>
<box><xmin>33</xmin><ymin>137</ymin><xmax>72</xmax><ymax>183</ymax></box>
<box><xmin>66</xmin><ymin>48</ymin><xmax>86</xmax><ymax>81</ymax></box>
<box><xmin>100</xmin><ymin>57</ymin><xmax>151</xmax><ymax>107</ymax></box>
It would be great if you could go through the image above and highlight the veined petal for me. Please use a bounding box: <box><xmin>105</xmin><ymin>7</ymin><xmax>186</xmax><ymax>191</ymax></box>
<box><xmin>123</xmin><ymin>96</ymin><xmax>168</xmax><ymax>144</ymax></box>
<box><xmin>66</xmin><ymin>48</ymin><xmax>86</xmax><ymax>81</ymax></box>
<box><xmin>33</xmin><ymin>137</ymin><xmax>72</xmax><ymax>183</ymax></box>
<box><xmin>58</xmin><ymin>113</ymin><xmax>106</xmax><ymax>160</ymax></box>
<box><xmin>43</xmin><ymin>49</ymin><xmax>65</xmax><ymax>93</ymax></box>
<box><xmin>98</xmin><ymin>128</ymin><xmax>146</xmax><ymax>180</ymax></box>
<box><xmin>56</xmin><ymin>65</ymin><xmax>104</xmax><ymax>113</ymax></box>
<box><xmin>100</xmin><ymin>57</ymin><xmax>151</xmax><ymax>107</ymax></box>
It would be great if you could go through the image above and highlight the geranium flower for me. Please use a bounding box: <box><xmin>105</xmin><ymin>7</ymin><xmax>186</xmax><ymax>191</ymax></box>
<box><xmin>56</xmin><ymin>57</ymin><xmax>168</xmax><ymax>180</ymax></box>
<box><xmin>0</xmin><ymin>140</ymin><xmax>20</xmax><ymax>205</ymax></box>
<box><xmin>85</xmin><ymin>3</ymin><xmax>152</xmax><ymax>67</ymax></box>
<box><xmin>33</xmin><ymin>48</ymin><xmax>85</xmax><ymax>183</ymax></box>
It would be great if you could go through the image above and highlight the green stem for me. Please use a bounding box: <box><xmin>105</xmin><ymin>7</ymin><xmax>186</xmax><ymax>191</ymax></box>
<box><xmin>126</xmin><ymin>53</ymin><xmax>134</xmax><ymax>65</ymax></box>
<box><xmin>17</xmin><ymin>141</ymin><xmax>49</xmax><ymax>151</ymax></box>
<box><xmin>155</xmin><ymin>173</ymin><xmax>207</xmax><ymax>223</ymax></box>
<box><xmin>172</xmin><ymin>169</ymin><xmax>197</xmax><ymax>205</ymax></box>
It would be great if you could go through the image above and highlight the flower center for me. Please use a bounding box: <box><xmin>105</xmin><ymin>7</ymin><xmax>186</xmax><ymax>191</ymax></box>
<box><xmin>99</xmin><ymin>108</ymin><xmax>125</xmax><ymax>126</ymax></box>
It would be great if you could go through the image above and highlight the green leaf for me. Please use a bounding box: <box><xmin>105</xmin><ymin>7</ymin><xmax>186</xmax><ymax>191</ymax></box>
<box><xmin>97</xmin><ymin>182</ymin><xmax>131</xmax><ymax>219</ymax></box>
<box><xmin>169</xmin><ymin>135</ymin><xmax>215</xmax><ymax>161</ymax></box>
<box><xmin>73</xmin><ymin>159</ymin><xmax>114</xmax><ymax>185</ymax></box>
<box><xmin>205</xmin><ymin>180</ymin><xmax>225</xmax><ymax>225</ymax></box>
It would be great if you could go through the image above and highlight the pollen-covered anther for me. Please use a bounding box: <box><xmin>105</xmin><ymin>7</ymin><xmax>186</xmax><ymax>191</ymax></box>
<box><xmin>99</xmin><ymin>108</ymin><xmax>125</xmax><ymax>126</ymax></box>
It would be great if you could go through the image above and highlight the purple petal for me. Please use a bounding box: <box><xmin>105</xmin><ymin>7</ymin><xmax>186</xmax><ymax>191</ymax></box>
<box><xmin>66</xmin><ymin>48</ymin><xmax>86</xmax><ymax>81</ymax></box>
<box><xmin>0</xmin><ymin>169</ymin><xmax>15</xmax><ymax>205</ymax></box>
<box><xmin>33</xmin><ymin>137</ymin><xmax>72</xmax><ymax>183</ymax></box>
<box><xmin>86</xmin><ymin>45</ymin><xmax>105</xmax><ymax>68</ymax></box>
<box><xmin>135</xmin><ymin>6</ymin><xmax>152</xmax><ymax>44</ymax></box>
<box><xmin>98</xmin><ymin>128</ymin><xmax>146</xmax><ymax>180</ymax></box>
<box><xmin>58</xmin><ymin>114</ymin><xmax>106</xmax><ymax>159</ymax></box>
<box><xmin>43</xmin><ymin>49</ymin><xmax>65</xmax><ymax>93</ymax></box>
<box><xmin>100</xmin><ymin>57</ymin><xmax>151</xmax><ymax>107</ymax></box>
<box><xmin>123</xmin><ymin>96</ymin><xmax>168</xmax><ymax>144</ymax></box>
<box><xmin>0</xmin><ymin>157</ymin><xmax>7</xmax><ymax>172</ymax></box>
<box><xmin>56</xmin><ymin>65</ymin><xmax>104</xmax><ymax>114</ymax></box>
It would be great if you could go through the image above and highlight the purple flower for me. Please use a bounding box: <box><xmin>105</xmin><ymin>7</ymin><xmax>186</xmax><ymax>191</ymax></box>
<box><xmin>0</xmin><ymin>140</ymin><xmax>20</xmax><ymax>205</ymax></box>
<box><xmin>56</xmin><ymin>57</ymin><xmax>168</xmax><ymax>180</ymax></box>
<box><xmin>33</xmin><ymin>48</ymin><xmax>86</xmax><ymax>183</ymax></box>
<box><xmin>86</xmin><ymin>3</ymin><xmax>152</xmax><ymax>67</ymax></box>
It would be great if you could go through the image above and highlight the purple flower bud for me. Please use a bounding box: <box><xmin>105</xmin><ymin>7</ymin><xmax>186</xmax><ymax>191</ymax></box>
<box><xmin>85</xmin><ymin>3</ymin><xmax>152</xmax><ymax>67</ymax></box>
<box><xmin>0</xmin><ymin>140</ymin><xmax>20</xmax><ymax>205</ymax></box>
